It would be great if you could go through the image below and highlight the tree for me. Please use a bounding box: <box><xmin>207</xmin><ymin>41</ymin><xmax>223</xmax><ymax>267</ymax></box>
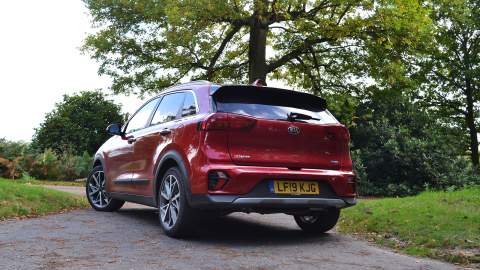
<box><xmin>419</xmin><ymin>0</ymin><xmax>480</xmax><ymax>170</ymax></box>
<box><xmin>82</xmin><ymin>0</ymin><xmax>432</xmax><ymax>96</ymax></box>
<box><xmin>31</xmin><ymin>91</ymin><xmax>124</xmax><ymax>155</ymax></box>
<box><xmin>348</xmin><ymin>88</ymin><xmax>472</xmax><ymax>196</ymax></box>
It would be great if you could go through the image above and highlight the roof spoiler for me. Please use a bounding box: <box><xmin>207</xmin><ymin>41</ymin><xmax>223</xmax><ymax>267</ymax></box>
<box><xmin>211</xmin><ymin>85</ymin><xmax>327</xmax><ymax>112</ymax></box>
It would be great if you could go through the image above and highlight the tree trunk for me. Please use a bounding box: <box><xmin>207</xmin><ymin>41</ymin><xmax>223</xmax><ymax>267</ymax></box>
<box><xmin>248</xmin><ymin>1</ymin><xmax>267</xmax><ymax>83</ymax></box>
<box><xmin>465</xmin><ymin>78</ymin><xmax>479</xmax><ymax>172</ymax></box>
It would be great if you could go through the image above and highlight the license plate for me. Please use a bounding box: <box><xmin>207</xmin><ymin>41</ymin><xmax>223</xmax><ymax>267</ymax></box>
<box><xmin>271</xmin><ymin>180</ymin><xmax>320</xmax><ymax>195</ymax></box>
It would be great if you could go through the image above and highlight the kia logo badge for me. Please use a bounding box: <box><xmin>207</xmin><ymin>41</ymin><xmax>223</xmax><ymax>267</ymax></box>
<box><xmin>288</xmin><ymin>126</ymin><xmax>300</xmax><ymax>135</ymax></box>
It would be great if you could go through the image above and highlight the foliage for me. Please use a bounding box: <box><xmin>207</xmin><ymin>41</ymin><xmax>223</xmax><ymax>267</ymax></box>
<box><xmin>0</xmin><ymin>157</ymin><xmax>20</xmax><ymax>179</ymax></box>
<box><xmin>82</xmin><ymin>0</ymin><xmax>433</xmax><ymax>96</ymax></box>
<box><xmin>0</xmin><ymin>138</ymin><xmax>28</xmax><ymax>179</ymax></box>
<box><xmin>0</xmin><ymin>138</ymin><xmax>28</xmax><ymax>160</ymax></box>
<box><xmin>342</xmin><ymin>88</ymin><xmax>477</xmax><ymax>196</ymax></box>
<box><xmin>31</xmin><ymin>91</ymin><xmax>123</xmax><ymax>155</ymax></box>
<box><xmin>338</xmin><ymin>187</ymin><xmax>480</xmax><ymax>265</ymax></box>
<box><xmin>0</xmin><ymin>139</ymin><xmax>92</xmax><ymax>181</ymax></box>
<box><xmin>0</xmin><ymin>179</ymin><xmax>87</xmax><ymax>220</ymax></box>
<box><xmin>417</xmin><ymin>0</ymin><xmax>480</xmax><ymax>170</ymax></box>
<box><xmin>20</xmin><ymin>150</ymin><xmax>92</xmax><ymax>181</ymax></box>
<box><xmin>320</xmin><ymin>0</ymin><xmax>480</xmax><ymax>194</ymax></box>
<box><xmin>24</xmin><ymin>149</ymin><xmax>60</xmax><ymax>181</ymax></box>
<box><xmin>57</xmin><ymin>152</ymin><xmax>92</xmax><ymax>182</ymax></box>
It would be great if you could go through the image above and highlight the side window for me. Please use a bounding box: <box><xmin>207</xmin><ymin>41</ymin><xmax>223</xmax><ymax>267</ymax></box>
<box><xmin>151</xmin><ymin>92</ymin><xmax>185</xmax><ymax>126</ymax></box>
<box><xmin>125</xmin><ymin>98</ymin><xmax>159</xmax><ymax>134</ymax></box>
<box><xmin>181</xmin><ymin>92</ymin><xmax>197</xmax><ymax>117</ymax></box>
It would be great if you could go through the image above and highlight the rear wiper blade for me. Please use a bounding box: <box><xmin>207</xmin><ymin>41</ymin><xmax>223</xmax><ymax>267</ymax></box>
<box><xmin>287</xmin><ymin>112</ymin><xmax>319</xmax><ymax>122</ymax></box>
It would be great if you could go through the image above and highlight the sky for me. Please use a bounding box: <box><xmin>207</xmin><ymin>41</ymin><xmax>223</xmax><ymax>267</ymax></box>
<box><xmin>0</xmin><ymin>1</ymin><xmax>142</xmax><ymax>142</ymax></box>
<box><xmin>0</xmin><ymin>1</ymin><xmax>291</xmax><ymax>142</ymax></box>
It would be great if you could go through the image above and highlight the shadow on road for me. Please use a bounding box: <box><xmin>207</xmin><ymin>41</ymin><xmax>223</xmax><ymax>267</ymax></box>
<box><xmin>115</xmin><ymin>208</ymin><xmax>335</xmax><ymax>247</ymax></box>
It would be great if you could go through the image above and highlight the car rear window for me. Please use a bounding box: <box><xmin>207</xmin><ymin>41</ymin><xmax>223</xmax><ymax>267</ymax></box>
<box><xmin>212</xmin><ymin>86</ymin><xmax>338</xmax><ymax>124</ymax></box>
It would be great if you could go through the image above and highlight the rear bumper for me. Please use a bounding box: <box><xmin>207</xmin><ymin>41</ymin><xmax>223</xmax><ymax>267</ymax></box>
<box><xmin>189</xmin><ymin>164</ymin><xmax>356</xmax><ymax>213</ymax></box>
<box><xmin>192</xmin><ymin>164</ymin><xmax>356</xmax><ymax>197</ymax></box>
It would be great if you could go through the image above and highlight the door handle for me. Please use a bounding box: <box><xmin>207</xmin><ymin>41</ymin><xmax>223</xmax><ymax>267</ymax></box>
<box><xmin>159</xmin><ymin>128</ymin><xmax>171</xmax><ymax>136</ymax></box>
<box><xmin>127</xmin><ymin>137</ymin><xmax>137</xmax><ymax>144</ymax></box>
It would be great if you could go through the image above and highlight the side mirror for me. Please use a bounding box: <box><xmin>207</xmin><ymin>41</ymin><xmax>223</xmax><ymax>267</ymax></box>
<box><xmin>106</xmin><ymin>123</ymin><xmax>124</xmax><ymax>136</ymax></box>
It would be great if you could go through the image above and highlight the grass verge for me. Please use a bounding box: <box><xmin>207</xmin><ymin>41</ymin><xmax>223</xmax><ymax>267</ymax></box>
<box><xmin>338</xmin><ymin>187</ymin><xmax>480</xmax><ymax>265</ymax></box>
<box><xmin>13</xmin><ymin>178</ymin><xmax>86</xmax><ymax>187</ymax></box>
<box><xmin>0</xmin><ymin>178</ymin><xmax>87</xmax><ymax>220</ymax></box>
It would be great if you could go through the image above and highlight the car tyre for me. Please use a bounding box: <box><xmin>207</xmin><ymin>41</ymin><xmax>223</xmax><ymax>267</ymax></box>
<box><xmin>294</xmin><ymin>208</ymin><xmax>340</xmax><ymax>233</ymax></box>
<box><xmin>86</xmin><ymin>165</ymin><xmax>125</xmax><ymax>212</ymax></box>
<box><xmin>158</xmin><ymin>167</ymin><xmax>195</xmax><ymax>238</ymax></box>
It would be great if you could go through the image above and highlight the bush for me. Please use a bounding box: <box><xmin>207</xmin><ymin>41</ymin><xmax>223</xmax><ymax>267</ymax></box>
<box><xmin>57</xmin><ymin>151</ymin><xmax>92</xmax><ymax>181</ymax></box>
<box><xmin>0</xmin><ymin>138</ymin><xmax>92</xmax><ymax>181</ymax></box>
<box><xmin>0</xmin><ymin>138</ymin><xmax>28</xmax><ymax>160</ymax></box>
<box><xmin>0</xmin><ymin>157</ymin><xmax>21</xmax><ymax>179</ymax></box>
<box><xmin>0</xmin><ymin>138</ymin><xmax>28</xmax><ymax>179</ymax></box>
<box><xmin>20</xmin><ymin>149</ymin><xmax>91</xmax><ymax>181</ymax></box>
<box><xmin>348</xmin><ymin>89</ymin><xmax>480</xmax><ymax>196</ymax></box>
<box><xmin>22</xmin><ymin>149</ymin><xmax>60</xmax><ymax>180</ymax></box>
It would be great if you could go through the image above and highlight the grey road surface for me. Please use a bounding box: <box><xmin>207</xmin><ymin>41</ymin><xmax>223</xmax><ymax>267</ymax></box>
<box><xmin>0</xmin><ymin>186</ymin><xmax>465</xmax><ymax>270</ymax></box>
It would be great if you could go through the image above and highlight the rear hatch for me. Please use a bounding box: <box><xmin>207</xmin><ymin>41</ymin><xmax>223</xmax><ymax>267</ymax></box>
<box><xmin>212</xmin><ymin>86</ymin><xmax>350</xmax><ymax>170</ymax></box>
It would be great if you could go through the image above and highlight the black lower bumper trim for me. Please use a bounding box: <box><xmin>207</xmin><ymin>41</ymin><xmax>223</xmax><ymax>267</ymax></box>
<box><xmin>189</xmin><ymin>194</ymin><xmax>356</xmax><ymax>211</ymax></box>
<box><xmin>232</xmin><ymin>197</ymin><xmax>348</xmax><ymax>208</ymax></box>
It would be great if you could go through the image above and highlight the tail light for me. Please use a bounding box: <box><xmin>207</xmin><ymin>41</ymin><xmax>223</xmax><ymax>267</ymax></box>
<box><xmin>324</xmin><ymin>125</ymin><xmax>350</xmax><ymax>141</ymax></box>
<box><xmin>336</xmin><ymin>125</ymin><xmax>352</xmax><ymax>170</ymax></box>
<box><xmin>340</xmin><ymin>125</ymin><xmax>350</xmax><ymax>140</ymax></box>
<box><xmin>199</xmin><ymin>113</ymin><xmax>256</xmax><ymax>131</ymax></box>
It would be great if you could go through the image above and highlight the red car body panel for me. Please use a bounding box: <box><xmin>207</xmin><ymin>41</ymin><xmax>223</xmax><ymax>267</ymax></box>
<box><xmin>95</xmin><ymin>82</ymin><xmax>356</xmax><ymax>211</ymax></box>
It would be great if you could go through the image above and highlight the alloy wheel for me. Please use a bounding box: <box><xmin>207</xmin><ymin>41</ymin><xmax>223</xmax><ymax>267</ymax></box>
<box><xmin>87</xmin><ymin>170</ymin><xmax>111</xmax><ymax>208</ymax></box>
<box><xmin>159</xmin><ymin>174</ymin><xmax>181</xmax><ymax>229</ymax></box>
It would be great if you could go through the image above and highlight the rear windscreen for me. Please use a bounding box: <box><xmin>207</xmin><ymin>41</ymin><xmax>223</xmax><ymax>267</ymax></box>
<box><xmin>213</xmin><ymin>86</ymin><xmax>338</xmax><ymax>124</ymax></box>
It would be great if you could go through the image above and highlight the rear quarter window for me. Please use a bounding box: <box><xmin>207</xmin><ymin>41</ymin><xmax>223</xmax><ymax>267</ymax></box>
<box><xmin>181</xmin><ymin>92</ymin><xmax>197</xmax><ymax>117</ymax></box>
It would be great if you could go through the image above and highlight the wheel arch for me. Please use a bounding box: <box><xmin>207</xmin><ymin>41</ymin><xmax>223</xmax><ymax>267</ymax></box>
<box><xmin>93</xmin><ymin>154</ymin><xmax>106</xmax><ymax>169</ymax></box>
<box><xmin>93</xmin><ymin>159</ymin><xmax>103</xmax><ymax>168</ymax></box>
<box><xmin>153</xmin><ymin>150</ymin><xmax>191</xmax><ymax>205</ymax></box>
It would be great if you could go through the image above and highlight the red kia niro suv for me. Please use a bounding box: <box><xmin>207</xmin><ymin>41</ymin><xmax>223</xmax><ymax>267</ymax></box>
<box><xmin>86</xmin><ymin>81</ymin><xmax>356</xmax><ymax>237</ymax></box>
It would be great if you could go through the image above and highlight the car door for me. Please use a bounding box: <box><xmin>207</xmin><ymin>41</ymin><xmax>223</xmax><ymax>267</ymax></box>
<box><xmin>129</xmin><ymin>92</ymin><xmax>187</xmax><ymax>196</ymax></box>
<box><xmin>108</xmin><ymin>97</ymin><xmax>160</xmax><ymax>194</ymax></box>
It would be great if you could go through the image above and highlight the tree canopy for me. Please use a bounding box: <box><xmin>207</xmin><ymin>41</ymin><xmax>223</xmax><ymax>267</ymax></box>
<box><xmin>31</xmin><ymin>91</ymin><xmax>124</xmax><ymax>155</ymax></box>
<box><xmin>83</xmin><ymin>0</ymin><xmax>432</xmax><ymax>96</ymax></box>
<box><xmin>418</xmin><ymin>0</ymin><xmax>480</xmax><ymax>169</ymax></box>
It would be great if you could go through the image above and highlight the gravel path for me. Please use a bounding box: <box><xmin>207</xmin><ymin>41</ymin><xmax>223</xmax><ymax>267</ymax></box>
<box><xmin>0</xmin><ymin>186</ymin><xmax>466</xmax><ymax>270</ymax></box>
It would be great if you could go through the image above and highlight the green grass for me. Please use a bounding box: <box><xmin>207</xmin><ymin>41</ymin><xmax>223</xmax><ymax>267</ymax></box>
<box><xmin>338</xmin><ymin>187</ymin><xmax>480</xmax><ymax>265</ymax></box>
<box><xmin>13</xmin><ymin>178</ymin><xmax>86</xmax><ymax>187</ymax></box>
<box><xmin>0</xmin><ymin>178</ymin><xmax>88</xmax><ymax>220</ymax></box>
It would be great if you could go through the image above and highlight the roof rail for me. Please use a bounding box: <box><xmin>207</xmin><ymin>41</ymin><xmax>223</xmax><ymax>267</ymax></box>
<box><xmin>159</xmin><ymin>80</ymin><xmax>212</xmax><ymax>94</ymax></box>
<box><xmin>179</xmin><ymin>80</ymin><xmax>211</xmax><ymax>86</ymax></box>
